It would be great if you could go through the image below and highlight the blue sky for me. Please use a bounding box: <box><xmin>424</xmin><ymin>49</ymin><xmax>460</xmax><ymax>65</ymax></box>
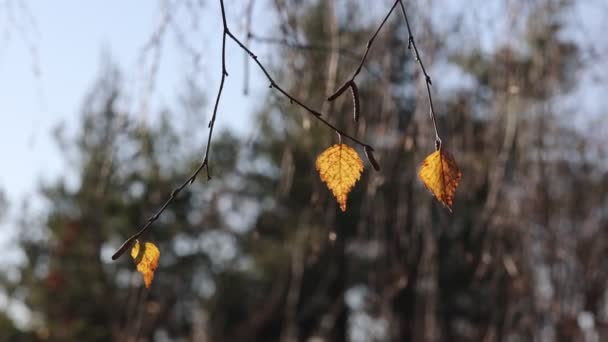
<box><xmin>0</xmin><ymin>0</ymin><xmax>271</xmax><ymax>324</ymax></box>
<box><xmin>2</xmin><ymin>2</ymin><xmax>157</xmax><ymax>202</ymax></box>
<box><xmin>0</xmin><ymin>1</ymin><xmax>266</xmax><ymax>229</ymax></box>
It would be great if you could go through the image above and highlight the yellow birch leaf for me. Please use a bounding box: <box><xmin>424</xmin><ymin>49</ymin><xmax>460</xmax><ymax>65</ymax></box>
<box><xmin>418</xmin><ymin>148</ymin><xmax>462</xmax><ymax>212</ymax></box>
<box><xmin>315</xmin><ymin>144</ymin><xmax>364</xmax><ymax>211</ymax></box>
<box><xmin>131</xmin><ymin>240</ymin><xmax>160</xmax><ymax>288</ymax></box>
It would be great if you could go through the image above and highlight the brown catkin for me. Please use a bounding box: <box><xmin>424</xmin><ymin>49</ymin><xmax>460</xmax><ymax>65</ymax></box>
<box><xmin>350</xmin><ymin>82</ymin><xmax>360</xmax><ymax>122</ymax></box>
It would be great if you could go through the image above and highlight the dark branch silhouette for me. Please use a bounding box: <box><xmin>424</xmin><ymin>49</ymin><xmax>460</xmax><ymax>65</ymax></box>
<box><xmin>112</xmin><ymin>0</ymin><xmax>447</xmax><ymax>260</ymax></box>
<box><xmin>328</xmin><ymin>0</ymin><xmax>443</xmax><ymax>150</ymax></box>
<box><xmin>398</xmin><ymin>0</ymin><xmax>442</xmax><ymax>149</ymax></box>
<box><xmin>112</xmin><ymin>0</ymin><xmax>376</xmax><ymax>260</ymax></box>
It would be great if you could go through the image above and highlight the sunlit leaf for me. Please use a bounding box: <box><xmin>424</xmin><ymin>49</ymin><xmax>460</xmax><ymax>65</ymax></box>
<box><xmin>130</xmin><ymin>240</ymin><xmax>160</xmax><ymax>288</ymax></box>
<box><xmin>316</xmin><ymin>144</ymin><xmax>364</xmax><ymax>211</ymax></box>
<box><xmin>418</xmin><ymin>148</ymin><xmax>462</xmax><ymax>212</ymax></box>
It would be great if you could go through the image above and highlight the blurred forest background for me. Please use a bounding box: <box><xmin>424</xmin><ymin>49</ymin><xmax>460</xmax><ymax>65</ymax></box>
<box><xmin>1</xmin><ymin>0</ymin><xmax>608</xmax><ymax>341</ymax></box>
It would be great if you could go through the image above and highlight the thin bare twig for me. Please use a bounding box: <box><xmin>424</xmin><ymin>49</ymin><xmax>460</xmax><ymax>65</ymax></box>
<box><xmin>243</xmin><ymin>0</ymin><xmax>256</xmax><ymax>95</ymax></box>
<box><xmin>327</xmin><ymin>0</ymin><xmax>399</xmax><ymax>100</ymax></box>
<box><xmin>112</xmin><ymin>0</ymin><xmax>374</xmax><ymax>260</ymax></box>
<box><xmin>112</xmin><ymin>1</ymin><xmax>229</xmax><ymax>260</ymax></box>
<box><xmin>398</xmin><ymin>0</ymin><xmax>442</xmax><ymax>148</ymax></box>
<box><xmin>327</xmin><ymin>0</ymin><xmax>443</xmax><ymax>150</ymax></box>
<box><xmin>224</xmin><ymin>28</ymin><xmax>371</xmax><ymax>147</ymax></box>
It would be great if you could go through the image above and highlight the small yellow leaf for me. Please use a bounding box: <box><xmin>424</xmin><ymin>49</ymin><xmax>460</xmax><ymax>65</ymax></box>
<box><xmin>131</xmin><ymin>240</ymin><xmax>160</xmax><ymax>288</ymax></box>
<box><xmin>316</xmin><ymin>144</ymin><xmax>364</xmax><ymax>211</ymax></box>
<box><xmin>418</xmin><ymin>148</ymin><xmax>462</xmax><ymax>212</ymax></box>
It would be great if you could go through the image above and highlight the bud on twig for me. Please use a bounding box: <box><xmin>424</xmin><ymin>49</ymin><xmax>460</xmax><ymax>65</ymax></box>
<box><xmin>327</xmin><ymin>80</ymin><xmax>352</xmax><ymax>101</ymax></box>
<box><xmin>364</xmin><ymin>146</ymin><xmax>380</xmax><ymax>171</ymax></box>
